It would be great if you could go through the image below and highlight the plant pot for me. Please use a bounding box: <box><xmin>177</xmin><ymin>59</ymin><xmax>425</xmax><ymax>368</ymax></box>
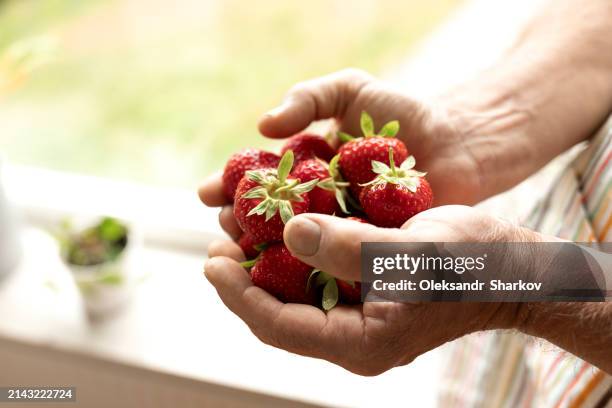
<box><xmin>60</xmin><ymin>217</ymin><xmax>138</xmax><ymax>321</ymax></box>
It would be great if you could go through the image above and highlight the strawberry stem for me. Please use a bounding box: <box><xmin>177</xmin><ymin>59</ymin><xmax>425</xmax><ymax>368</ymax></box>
<box><xmin>388</xmin><ymin>148</ymin><xmax>397</xmax><ymax>177</ymax></box>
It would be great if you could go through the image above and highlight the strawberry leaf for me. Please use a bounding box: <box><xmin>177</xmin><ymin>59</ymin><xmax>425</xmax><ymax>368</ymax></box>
<box><xmin>292</xmin><ymin>178</ymin><xmax>319</xmax><ymax>194</ymax></box>
<box><xmin>338</xmin><ymin>131</ymin><xmax>355</xmax><ymax>143</ymax></box>
<box><xmin>253</xmin><ymin>242</ymin><xmax>268</xmax><ymax>252</ymax></box>
<box><xmin>335</xmin><ymin>188</ymin><xmax>349</xmax><ymax>214</ymax></box>
<box><xmin>328</xmin><ymin>154</ymin><xmax>340</xmax><ymax>178</ymax></box>
<box><xmin>322</xmin><ymin>279</ymin><xmax>339</xmax><ymax>311</ymax></box>
<box><xmin>278</xmin><ymin>200</ymin><xmax>294</xmax><ymax>224</ymax></box>
<box><xmin>379</xmin><ymin>120</ymin><xmax>400</xmax><ymax>138</ymax></box>
<box><xmin>264</xmin><ymin>200</ymin><xmax>279</xmax><ymax>221</ymax></box>
<box><xmin>317</xmin><ymin>178</ymin><xmax>336</xmax><ymax>191</ymax></box>
<box><xmin>360</xmin><ymin>111</ymin><xmax>375</xmax><ymax>137</ymax></box>
<box><xmin>277</xmin><ymin>150</ymin><xmax>294</xmax><ymax>183</ymax></box>
<box><xmin>242</xmin><ymin>186</ymin><xmax>267</xmax><ymax>199</ymax></box>
<box><xmin>247</xmin><ymin>198</ymin><xmax>270</xmax><ymax>217</ymax></box>
<box><xmin>306</xmin><ymin>269</ymin><xmax>320</xmax><ymax>292</ymax></box>
<box><xmin>240</xmin><ymin>258</ymin><xmax>257</xmax><ymax>268</ymax></box>
<box><xmin>246</xmin><ymin>170</ymin><xmax>267</xmax><ymax>184</ymax></box>
<box><xmin>371</xmin><ymin>160</ymin><xmax>391</xmax><ymax>175</ymax></box>
<box><xmin>400</xmin><ymin>156</ymin><xmax>416</xmax><ymax>171</ymax></box>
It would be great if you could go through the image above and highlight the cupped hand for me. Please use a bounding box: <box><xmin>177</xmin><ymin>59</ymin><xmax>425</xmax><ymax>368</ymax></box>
<box><xmin>199</xmin><ymin>68</ymin><xmax>487</xmax><ymax>239</ymax></box>
<box><xmin>204</xmin><ymin>206</ymin><xmax>526</xmax><ymax>375</ymax></box>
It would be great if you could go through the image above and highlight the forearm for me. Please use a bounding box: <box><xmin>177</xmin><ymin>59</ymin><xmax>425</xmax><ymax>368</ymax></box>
<box><xmin>520</xmin><ymin>302</ymin><xmax>612</xmax><ymax>373</ymax></box>
<box><xmin>494</xmin><ymin>228</ymin><xmax>612</xmax><ymax>373</ymax></box>
<box><xmin>439</xmin><ymin>0</ymin><xmax>612</xmax><ymax>200</ymax></box>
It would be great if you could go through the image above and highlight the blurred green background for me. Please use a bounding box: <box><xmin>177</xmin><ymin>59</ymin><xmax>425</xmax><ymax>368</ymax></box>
<box><xmin>0</xmin><ymin>0</ymin><xmax>462</xmax><ymax>187</ymax></box>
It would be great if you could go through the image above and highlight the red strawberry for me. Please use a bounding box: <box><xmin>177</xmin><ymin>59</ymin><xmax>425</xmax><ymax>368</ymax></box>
<box><xmin>338</xmin><ymin>111</ymin><xmax>408</xmax><ymax>198</ymax></box>
<box><xmin>290</xmin><ymin>155</ymin><xmax>349</xmax><ymax>215</ymax></box>
<box><xmin>281</xmin><ymin>133</ymin><xmax>335</xmax><ymax>163</ymax></box>
<box><xmin>238</xmin><ymin>233</ymin><xmax>266</xmax><ymax>259</ymax></box>
<box><xmin>222</xmin><ymin>148</ymin><xmax>280</xmax><ymax>201</ymax></box>
<box><xmin>337</xmin><ymin>280</ymin><xmax>362</xmax><ymax>304</ymax></box>
<box><xmin>251</xmin><ymin>243</ymin><xmax>316</xmax><ymax>304</ymax></box>
<box><xmin>360</xmin><ymin>150</ymin><xmax>433</xmax><ymax>228</ymax></box>
<box><xmin>346</xmin><ymin>216</ymin><xmax>369</xmax><ymax>224</ymax></box>
<box><xmin>234</xmin><ymin>151</ymin><xmax>318</xmax><ymax>243</ymax></box>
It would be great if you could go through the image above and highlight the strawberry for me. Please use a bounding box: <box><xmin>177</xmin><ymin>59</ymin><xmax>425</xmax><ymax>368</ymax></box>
<box><xmin>346</xmin><ymin>216</ymin><xmax>369</xmax><ymax>224</ymax></box>
<box><xmin>281</xmin><ymin>133</ymin><xmax>336</xmax><ymax>163</ymax></box>
<box><xmin>290</xmin><ymin>155</ymin><xmax>350</xmax><ymax>215</ymax></box>
<box><xmin>338</xmin><ymin>111</ymin><xmax>408</xmax><ymax>198</ymax></box>
<box><xmin>222</xmin><ymin>148</ymin><xmax>280</xmax><ymax>201</ymax></box>
<box><xmin>234</xmin><ymin>151</ymin><xmax>318</xmax><ymax>243</ymax></box>
<box><xmin>238</xmin><ymin>233</ymin><xmax>266</xmax><ymax>259</ymax></box>
<box><xmin>359</xmin><ymin>149</ymin><xmax>433</xmax><ymax>228</ymax></box>
<box><xmin>251</xmin><ymin>243</ymin><xmax>316</xmax><ymax>304</ymax></box>
<box><xmin>337</xmin><ymin>280</ymin><xmax>362</xmax><ymax>304</ymax></box>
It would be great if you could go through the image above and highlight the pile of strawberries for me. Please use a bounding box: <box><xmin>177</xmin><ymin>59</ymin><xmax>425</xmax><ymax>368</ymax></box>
<box><xmin>221</xmin><ymin>112</ymin><xmax>433</xmax><ymax>310</ymax></box>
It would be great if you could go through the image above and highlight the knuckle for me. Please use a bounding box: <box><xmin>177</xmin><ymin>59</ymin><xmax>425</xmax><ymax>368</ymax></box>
<box><xmin>338</xmin><ymin>67</ymin><xmax>371</xmax><ymax>80</ymax></box>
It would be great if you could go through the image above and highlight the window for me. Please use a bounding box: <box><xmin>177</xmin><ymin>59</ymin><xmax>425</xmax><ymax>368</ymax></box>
<box><xmin>0</xmin><ymin>0</ymin><xmax>462</xmax><ymax>188</ymax></box>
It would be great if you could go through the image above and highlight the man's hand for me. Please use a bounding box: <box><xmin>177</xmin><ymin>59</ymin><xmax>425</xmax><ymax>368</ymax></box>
<box><xmin>200</xmin><ymin>68</ymin><xmax>488</xmax><ymax>213</ymax></box>
<box><xmin>204</xmin><ymin>206</ymin><xmax>525</xmax><ymax>375</ymax></box>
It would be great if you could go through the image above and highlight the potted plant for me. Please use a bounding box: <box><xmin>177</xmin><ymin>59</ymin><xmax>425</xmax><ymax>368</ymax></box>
<box><xmin>56</xmin><ymin>217</ymin><xmax>135</xmax><ymax>320</ymax></box>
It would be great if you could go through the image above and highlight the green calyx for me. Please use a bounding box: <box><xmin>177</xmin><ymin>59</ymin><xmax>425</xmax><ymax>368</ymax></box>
<box><xmin>243</xmin><ymin>150</ymin><xmax>318</xmax><ymax>224</ymax></box>
<box><xmin>316</xmin><ymin>154</ymin><xmax>350</xmax><ymax>214</ymax></box>
<box><xmin>361</xmin><ymin>148</ymin><xmax>426</xmax><ymax>192</ymax></box>
<box><xmin>337</xmin><ymin>111</ymin><xmax>400</xmax><ymax>142</ymax></box>
<box><xmin>307</xmin><ymin>269</ymin><xmax>339</xmax><ymax>311</ymax></box>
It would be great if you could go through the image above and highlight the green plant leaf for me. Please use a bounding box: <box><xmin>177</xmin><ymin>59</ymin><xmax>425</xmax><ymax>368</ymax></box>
<box><xmin>322</xmin><ymin>279</ymin><xmax>339</xmax><ymax>311</ymax></box>
<box><xmin>98</xmin><ymin>218</ymin><xmax>126</xmax><ymax>242</ymax></box>
<box><xmin>335</xmin><ymin>188</ymin><xmax>349</xmax><ymax>214</ymax></box>
<box><xmin>379</xmin><ymin>120</ymin><xmax>400</xmax><ymax>138</ymax></box>
<box><xmin>278</xmin><ymin>200</ymin><xmax>294</xmax><ymax>224</ymax></box>
<box><xmin>247</xmin><ymin>198</ymin><xmax>270</xmax><ymax>217</ymax></box>
<box><xmin>242</xmin><ymin>186</ymin><xmax>267</xmax><ymax>199</ymax></box>
<box><xmin>328</xmin><ymin>154</ymin><xmax>340</xmax><ymax>178</ymax></box>
<box><xmin>253</xmin><ymin>242</ymin><xmax>268</xmax><ymax>252</ymax></box>
<box><xmin>360</xmin><ymin>111</ymin><xmax>374</xmax><ymax>137</ymax></box>
<box><xmin>292</xmin><ymin>178</ymin><xmax>318</xmax><ymax>194</ymax></box>
<box><xmin>264</xmin><ymin>200</ymin><xmax>279</xmax><ymax>221</ymax></box>
<box><xmin>399</xmin><ymin>179</ymin><xmax>419</xmax><ymax>193</ymax></box>
<box><xmin>240</xmin><ymin>258</ymin><xmax>257</xmax><ymax>268</ymax></box>
<box><xmin>371</xmin><ymin>160</ymin><xmax>390</xmax><ymax>175</ymax></box>
<box><xmin>337</xmin><ymin>131</ymin><xmax>355</xmax><ymax>143</ymax></box>
<box><xmin>400</xmin><ymin>155</ymin><xmax>416</xmax><ymax>171</ymax></box>
<box><xmin>317</xmin><ymin>178</ymin><xmax>335</xmax><ymax>191</ymax></box>
<box><xmin>306</xmin><ymin>269</ymin><xmax>320</xmax><ymax>292</ymax></box>
<box><xmin>277</xmin><ymin>150</ymin><xmax>294</xmax><ymax>183</ymax></box>
<box><xmin>246</xmin><ymin>170</ymin><xmax>266</xmax><ymax>184</ymax></box>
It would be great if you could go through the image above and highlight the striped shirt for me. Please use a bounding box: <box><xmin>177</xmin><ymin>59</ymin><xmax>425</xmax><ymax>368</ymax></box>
<box><xmin>439</xmin><ymin>116</ymin><xmax>612</xmax><ymax>407</ymax></box>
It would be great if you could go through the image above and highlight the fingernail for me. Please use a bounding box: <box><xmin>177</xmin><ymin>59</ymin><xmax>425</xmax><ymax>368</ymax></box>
<box><xmin>285</xmin><ymin>216</ymin><xmax>321</xmax><ymax>256</ymax></box>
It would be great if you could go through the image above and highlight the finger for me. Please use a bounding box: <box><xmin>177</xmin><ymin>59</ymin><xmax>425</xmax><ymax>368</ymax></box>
<box><xmin>219</xmin><ymin>206</ymin><xmax>242</xmax><ymax>240</ymax></box>
<box><xmin>198</xmin><ymin>171</ymin><xmax>227</xmax><ymax>207</ymax></box>
<box><xmin>204</xmin><ymin>256</ymin><xmax>349</xmax><ymax>360</ymax></box>
<box><xmin>283</xmin><ymin>214</ymin><xmax>405</xmax><ymax>282</ymax></box>
<box><xmin>258</xmin><ymin>68</ymin><xmax>372</xmax><ymax>139</ymax></box>
<box><xmin>207</xmin><ymin>240</ymin><xmax>245</xmax><ymax>262</ymax></box>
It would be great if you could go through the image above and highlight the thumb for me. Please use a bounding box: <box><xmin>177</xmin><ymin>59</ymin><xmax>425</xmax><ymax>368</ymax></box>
<box><xmin>283</xmin><ymin>213</ymin><xmax>404</xmax><ymax>282</ymax></box>
<box><xmin>258</xmin><ymin>69</ymin><xmax>373</xmax><ymax>139</ymax></box>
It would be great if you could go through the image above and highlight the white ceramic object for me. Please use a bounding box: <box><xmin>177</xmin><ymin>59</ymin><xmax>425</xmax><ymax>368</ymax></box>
<box><xmin>0</xmin><ymin>159</ymin><xmax>21</xmax><ymax>279</ymax></box>
<box><xmin>61</xmin><ymin>217</ymin><xmax>138</xmax><ymax>321</ymax></box>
